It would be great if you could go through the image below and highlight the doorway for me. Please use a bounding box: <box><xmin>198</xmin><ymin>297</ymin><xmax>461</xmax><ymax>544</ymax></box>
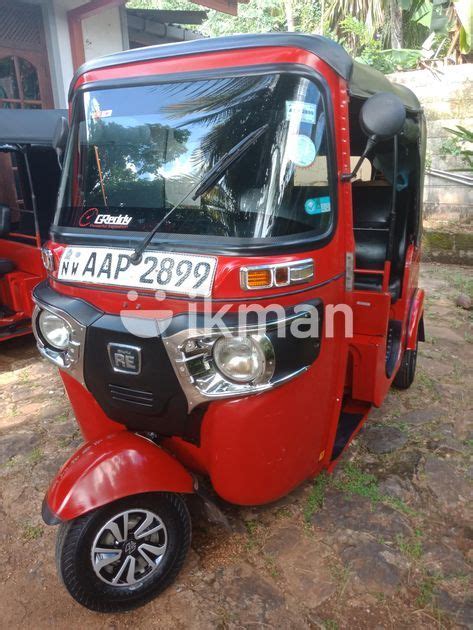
<box><xmin>0</xmin><ymin>0</ymin><xmax>54</xmax><ymax>241</ymax></box>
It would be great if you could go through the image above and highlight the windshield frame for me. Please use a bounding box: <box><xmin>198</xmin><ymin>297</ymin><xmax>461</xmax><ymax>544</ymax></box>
<box><xmin>52</xmin><ymin>64</ymin><xmax>338</xmax><ymax>256</ymax></box>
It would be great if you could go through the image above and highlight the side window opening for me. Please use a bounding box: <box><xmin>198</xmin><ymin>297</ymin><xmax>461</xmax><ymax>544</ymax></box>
<box><xmin>348</xmin><ymin>96</ymin><xmax>420</xmax><ymax>299</ymax></box>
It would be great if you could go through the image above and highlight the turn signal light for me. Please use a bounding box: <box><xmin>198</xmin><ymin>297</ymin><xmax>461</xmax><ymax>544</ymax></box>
<box><xmin>246</xmin><ymin>268</ymin><xmax>272</xmax><ymax>289</ymax></box>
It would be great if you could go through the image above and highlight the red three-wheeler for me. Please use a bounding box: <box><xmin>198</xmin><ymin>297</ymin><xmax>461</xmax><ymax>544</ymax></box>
<box><xmin>0</xmin><ymin>109</ymin><xmax>67</xmax><ymax>341</ymax></box>
<box><xmin>32</xmin><ymin>33</ymin><xmax>425</xmax><ymax>611</ymax></box>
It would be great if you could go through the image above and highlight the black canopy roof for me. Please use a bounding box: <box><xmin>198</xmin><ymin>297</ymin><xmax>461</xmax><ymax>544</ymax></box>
<box><xmin>70</xmin><ymin>33</ymin><xmax>421</xmax><ymax>113</ymax></box>
<box><xmin>0</xmin><ymin>109</ymin><xmax>67</xmax><ymax>146</ymax></box>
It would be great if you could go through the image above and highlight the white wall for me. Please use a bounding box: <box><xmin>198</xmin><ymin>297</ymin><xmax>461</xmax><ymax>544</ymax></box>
<box><xmin>390</xmin><ymin>64</ymin><xmax>473</xmax><ymax>220</ymax></box>
<box><xmin>38</xmin><ymin>0</ymin><xmax>126</xmax><ymax>107</ymax></box>
<box><xmin>82</xmin><ymin>6</ymin><xmax>124</xmax><ymax>62</ymax></box>
<box><xmin>49</xmin><ymin>0</ymin><xmax>77</xmax><ymax>106</ymax></box>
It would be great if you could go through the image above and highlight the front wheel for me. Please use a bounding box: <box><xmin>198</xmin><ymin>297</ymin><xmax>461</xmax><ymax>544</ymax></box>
<box><xmin>56</xmin><ymin>492</ymin><xmax>191</xmax><ymax>612</ymax></box>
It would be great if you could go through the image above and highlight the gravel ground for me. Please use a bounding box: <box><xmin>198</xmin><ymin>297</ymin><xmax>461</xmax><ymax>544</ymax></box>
<box><xmin>0</xmin><ymin>262</ymin><xmax>472</xmax><ymax>629</ymax></box>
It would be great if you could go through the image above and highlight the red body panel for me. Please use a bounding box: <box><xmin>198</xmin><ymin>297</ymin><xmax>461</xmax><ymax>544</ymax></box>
<box><xmin>60</xmin><ymin>372</ymin><xmax>125</xmax><ymax>441</ymax></box>
<box><xmin>46</xmin><ymin>431</ymin><xmax>194</xmax><ymax>521</ymax></box>
<box><xmin>0</xmin><ymin>239</ymin><xmax>45</xmax><ymax>341</ymax></box>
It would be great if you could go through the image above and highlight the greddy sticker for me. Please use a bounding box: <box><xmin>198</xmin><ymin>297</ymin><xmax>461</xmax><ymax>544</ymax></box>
<box><xmin>285</xmin><ymin>101</ymin><xmax>317</xmax><ymax>124</ymax></box>
<box><xmin>58</xmin><ymin>247</ymin><xmax>217</xmax><ymax>297</ymax></box>
<box><xmin>78</xmin><ymin>208</ymin><xmax>133</xmax><ymax>229</ymax></box>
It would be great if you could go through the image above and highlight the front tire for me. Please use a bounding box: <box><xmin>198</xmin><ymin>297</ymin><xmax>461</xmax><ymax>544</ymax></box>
<box><xmin>56</xmin><ymin>493</ymin><xmax>191</xmax><ymax>612</ymax></box>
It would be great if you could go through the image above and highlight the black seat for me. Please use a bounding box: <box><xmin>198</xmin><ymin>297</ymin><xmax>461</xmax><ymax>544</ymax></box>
<box><xmin>0</xmin><ymin>258</ymin><xmax>14</xmax><ymax>276</ymax></box>
<box><xmin>352</xmin><ymin>185</ymin><xmax>404</xmax><ymax>301</ymax></box>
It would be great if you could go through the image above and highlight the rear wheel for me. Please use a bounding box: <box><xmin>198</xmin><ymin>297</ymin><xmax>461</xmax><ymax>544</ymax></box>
<box><xmin>56</xmin><ymin>493</ymin><xmax>191</xmax><ymax>612</ymax></box>
<box><xmin>393</xmin><ymin>341</ymin><xmax>418</xmax><ymax>389</ymax></box>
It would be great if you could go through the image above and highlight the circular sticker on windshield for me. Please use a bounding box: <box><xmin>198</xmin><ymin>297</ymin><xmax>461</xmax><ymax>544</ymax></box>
<box><xmin>289</xmin><ymin>134</ymin><xmax>316</xmax><ymax>167</ymax></box>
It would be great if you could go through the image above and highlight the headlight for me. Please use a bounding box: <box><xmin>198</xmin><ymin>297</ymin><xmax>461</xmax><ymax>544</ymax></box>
<box><xmin>213</xmin><ymin>335</ymin><xmax>267</xmax><ymax>383</ymax></box>
<box><xmin>38</xmin><ymin>310</ymin><xmax>70</xmax><ymax>350</ymax></box>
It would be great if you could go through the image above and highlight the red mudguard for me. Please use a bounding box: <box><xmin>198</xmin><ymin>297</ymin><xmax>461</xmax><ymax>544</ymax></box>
<box><xmin>42</xmin><ymin>432</ymin><xmax>194</xmax><ymax>524</ymax></box>
<box><xmin>406</xmin><ymin>288</ymin><xmax>425</xmax><ymax>350</ymax></box>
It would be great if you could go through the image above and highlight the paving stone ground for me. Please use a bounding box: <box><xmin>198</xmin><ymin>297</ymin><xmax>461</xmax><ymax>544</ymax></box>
<box><xmin>0</xmin><ymin>262</ymin><xmax>472</xmax><ymax>629</ymax></box>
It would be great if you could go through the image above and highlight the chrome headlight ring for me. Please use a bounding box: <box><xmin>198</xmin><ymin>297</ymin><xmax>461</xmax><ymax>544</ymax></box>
<box><xmin>32</xmin><ymin>301</ymin><xmax>86</xmax><ymax>385</ymax></box>
<box><xmin>163</xmin><ymin>313</ymin><xmax>311</xmax><ymax>412</ymax></box>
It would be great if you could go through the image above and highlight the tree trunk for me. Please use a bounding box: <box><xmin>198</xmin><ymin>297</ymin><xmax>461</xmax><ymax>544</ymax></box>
<box><xmin>284</xmin><ymin>0</ymin><xmax>295</xmax><ymax>32</ymax></box>
<box><xmin>390</xmin><ymin>0</ymin><xmax>403</xmax><ymax>49</ymax></box>
<box><xmin>319</xmin><ymin>0</ymin><xmax>325</xmax><ymax>35</ymax></box>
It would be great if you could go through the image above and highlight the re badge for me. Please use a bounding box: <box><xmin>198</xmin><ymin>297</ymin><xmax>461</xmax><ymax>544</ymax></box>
<box><xmin>108</xmin><ymin>343</ymin><xmax>142</xmax><ymax>374</ymax></box>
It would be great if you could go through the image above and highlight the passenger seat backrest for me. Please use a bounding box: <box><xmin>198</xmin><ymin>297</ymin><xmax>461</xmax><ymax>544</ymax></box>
<box><xmin>352</xmin><ymin>186</ymin><xmax>392</xmax><ymax>228</ymax></box>
<box><xmin>352</xmin><ymin>185</ymin><xmax>392</xmax><ymax>272</ymax></box>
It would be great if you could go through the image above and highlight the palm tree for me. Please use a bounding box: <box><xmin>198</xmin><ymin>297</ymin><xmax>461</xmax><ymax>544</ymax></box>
<box><xmin>325</xmin><ymin>0</ymin><xmax>403</xmax><ymax>48</ymax></box>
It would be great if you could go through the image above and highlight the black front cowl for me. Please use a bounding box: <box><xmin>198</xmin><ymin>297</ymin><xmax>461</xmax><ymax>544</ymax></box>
<box><xmin>32</xmin><ymin>282</ymin><xmax>204</xmax><ymax>443</ymax></box>
<box><xmin>83</xmin><ymin>312</ymin><xmax>205</xmax><ymax>442</ymax></box>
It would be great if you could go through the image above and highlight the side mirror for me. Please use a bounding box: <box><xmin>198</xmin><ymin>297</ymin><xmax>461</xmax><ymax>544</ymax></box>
<box><xmin>53</xmin><ymin>116</ymin><xmax>69</xmax><ymax>167</ymax></box>
<box><xmin>359</xmin><ymin>92</ymin><xmax>406</xmax><ymax>141</ymax></box>
<box><xmin>0</xmin><ymin>204</ymin><xmax>11</xmax><ymax>237</ymax></box>
<box><xmin>342</xmin><ymin>92</ymin><xmax>406</xmax><ymax>182</ymax></box>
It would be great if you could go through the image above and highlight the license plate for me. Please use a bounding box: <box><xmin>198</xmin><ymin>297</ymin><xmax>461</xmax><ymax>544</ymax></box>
<box><xmin>57</xmin><ymin>246</ymin><xmax>217</xmax><ymax>297</ymax></box>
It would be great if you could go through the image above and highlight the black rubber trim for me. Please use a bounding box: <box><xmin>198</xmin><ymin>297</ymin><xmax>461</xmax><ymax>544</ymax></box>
<box><xmin>48</xmin><ymin>271</ymin><xmax>345</xmax><ymax>302</ymax></box>
<box><xmin>418</xmin><ymin>314</ymin><xmax>425</xmax><ymax>342</ymax></box>
<box><xmin>54</xmin><ymin>63</ymin><xmax>338</xmax><ymax>257</ymax></box>
<box><xmin>42</xmin><ymin>496</ymin><xmax>62</xmax><ymax>525</ymax></box>
<box><xmin>33</xmin><ymin>281</ymin><xmax>104</xmax><ymax>326</ymax></box>
<box><xmin>68</xmin><ymin>33</ymin><xmax>352</xmax><ymax>100</ymax></box>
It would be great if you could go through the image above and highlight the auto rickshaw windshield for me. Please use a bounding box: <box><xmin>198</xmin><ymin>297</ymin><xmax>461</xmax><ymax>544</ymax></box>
<box><xmin>56</xmin><ymin>72</ymin><xmax>334</xmax><ymax>241</ymax></box>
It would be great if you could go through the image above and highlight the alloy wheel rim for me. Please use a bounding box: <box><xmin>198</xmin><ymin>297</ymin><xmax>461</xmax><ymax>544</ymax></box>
<box><xmin>91</xmin><ymin>508</ymin><xmax>168</xmax><ymax>587</ymax></box>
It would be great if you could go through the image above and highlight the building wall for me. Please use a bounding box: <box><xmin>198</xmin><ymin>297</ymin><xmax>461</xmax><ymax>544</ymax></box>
<box><xmin>389</xmin><ymin>64</ymin><xmax>473</xmax><ymax>221</ymax></box>
<box><xmin>82</xmin><ymin>6</ymin><xmax>124</xmax><ymax>62</ymax></box>
<box><xmin>47</xmin><ymin>0</ymin><xmax>76</xmax><ymax>107</ymax></box>
<box><xmin>40</xmin><ymin>0</ymin><xmax>125</xmax><ymax>106</ymax></box>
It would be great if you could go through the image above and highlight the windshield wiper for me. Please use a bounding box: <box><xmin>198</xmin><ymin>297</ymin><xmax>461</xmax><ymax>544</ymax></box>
<box><xmin>93</xmin><ymin>145</ymin><xmax>109</xmax><ymax>209</ymax></box>
<box><xmin>130</xmin><ymin>123</ymin><xmax>268</xmax><ymax>264</ymax></box>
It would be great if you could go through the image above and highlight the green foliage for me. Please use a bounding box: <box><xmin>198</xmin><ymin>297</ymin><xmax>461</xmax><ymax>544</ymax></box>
<box><xmin>456</xmin><ymin>0</ymin><xmax>472</xmax><ymax>53</ymax></box>
<box><xmin>128</xmin><ymin>0</ymin><xmax>470</xmax><ymax>61</ymax></box>
<box><xmin>27</xmin><ymin>447</ymin><xmax>43</xmax><ymax>463</ymax></box>
<box><xmin>325</xmin><ymin>0</ymin><xmax>386</xmax><ymax>37</ymax></box>
<box><xmin>304</xmin><ymin>471</ymin><xmax>330</xmax><ymax>521</ymax></box>
<box><xmin>129</xmin><ymin>0</ymin><xmax>324</xmax><ymax>36</ymax></box>
<box><xmin>201</xmin><ymin>0</ymin><xmax>286</xmax><ymax>36</ymax></box>
<box><xmin>338</xmin><ymin>16</ymin><xmax>421</xmax><ymax>72</ymax></box>
<box><xmin>416</xmin><ymin>574</ymin><xmax>442</xmax><ymax>607</ymax></box>
<box><xmin>22</xmin><ymin>524</ymin><xmax>44</xmax><ymax>541</ymax></box>
<box><xmin>396</xmin><ymin>530</ymin><xmax>423</xmax><ymax>560</ymax></box>
<box><xmin>441</xmin><ymin>125</ymin><xmax>473</xmax><ymax>170</ymax></box>
<box><xmin>333</xmin><ymin>461</ymin><xmax>384</xmax><ymax>501</ymax></box>
<box><xmin>406</xmin><ymin>0</ymin><xmax>472</xmax><ymax>53</ymax></box>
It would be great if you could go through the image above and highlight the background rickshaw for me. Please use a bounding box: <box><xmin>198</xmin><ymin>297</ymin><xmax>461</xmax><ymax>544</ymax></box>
<box><xmin>32</xmin><ymin>33</ymin><xmax>425</xmax><ymax>611</ymax></box>
<box><xmin>0</xmin><ymin>108</ymin><xmax>67</xmax><ymax>341</ymax></box>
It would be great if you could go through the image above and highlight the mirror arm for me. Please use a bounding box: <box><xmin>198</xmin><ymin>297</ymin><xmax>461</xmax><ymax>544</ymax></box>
<box><xmin>341</xmin><ymin>135</ymin><xmax>378</xmax><ymax>182</ymax></box>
